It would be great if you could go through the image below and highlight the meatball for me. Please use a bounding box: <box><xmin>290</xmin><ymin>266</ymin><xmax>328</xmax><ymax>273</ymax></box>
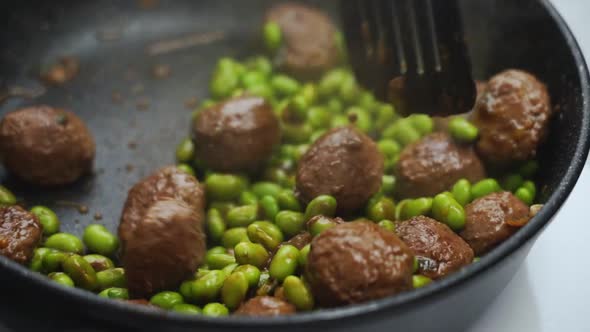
<box><xmin>0</xmin><ymin>205</ymin><xmax>43</xmax><ymax>264</ymax></box>
<box><xmin>266</xmin><ymin>2</ymin><xmax>339</xmax><ymax>79</ymax></box>
<box><xmin>397</xmin><ymin>216</ymin><xmax>474</xmax><ymax>279</ymax></box>
<box><xmin>460</xmin><ymin>192</ymin><xmax>529</xmax><ymax>255</ymax></box>
<box><xmin>306</xmin><ymin>221</ymin><xmax>413</xmax><ymax>307</ymax></box>
<box><xmin>395</xmin><ymin>132</ymin><xmax>485</xmax><ymax>199</ymax></box>
<box><xmin>296</xmin><ymin>126</ymin><xmax>384</xmax><ymax>214</ymax></box>
<box><xmin>472</xmin><ymin>69</ymin><xmax>551</xmax><ymax>165</ymax></box>
<box><xmin>118</xmin><ymin>166</ymin><xmax>206</xmax><ymax>298</ymax></box>
<box><xmin>0</xmin><ymin>106</ymin><xmax>95</xmax><ymax>186</ymax></box>
<box><xmin>235</xmin><ymin>296</ymin><xmax>296</xmax><ymax>316</ymax></box>
<box><xmin>192</xmin><ymin>96</ymin><xmax>280</xmax><ymax>173</ymax></box>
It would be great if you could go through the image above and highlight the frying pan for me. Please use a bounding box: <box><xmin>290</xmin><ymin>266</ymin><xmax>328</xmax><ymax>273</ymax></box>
<box><xmin>0</xmin><ymin>0</ymin><xmax>588</xmax><ymax>331</ymax></box>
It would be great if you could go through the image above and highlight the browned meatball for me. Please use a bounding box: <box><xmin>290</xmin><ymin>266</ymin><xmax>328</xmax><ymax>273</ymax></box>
<box><xmin>266</xmin><ymin>3</ymin><xmax>340</xmax><ymax>79</ymax></box>
<box><xmin>397</xmin><ymin>216</ymin><xmax>474</xmax><ymax>279</ymax></box>
<box><xmin>306</xmin><ymin>221</ymin><xmax>413</xmax><ymax>307</ymax></box>
<box><xmin>395</xmin><ymin>132</ymin><xmax>486</xmax><ymax>199</ymax></box>
<box><xmin>0</xmin><ymin>205</ymin><xmax>43</xmax><ymax>264</ymax></box>
<box><xmin>296</xmin><ymin>126</ymin><xmax>384</xmax><ymax>214</ymax></box>
<box><xmin>0</xmin><ymin>106</ymin><xmax>95</xmax><ymax>186</ymax></box>
<box><xmin>472</xmin><ymin>69</ymin><xmax>551</xmax><ymax>165</ymax></box>
<box><xmin>191</xmin><ymin>96</ymin><xmax>280</xmax><ymax>173</ymax></box>
<box><xmin>460</xmin><ymin>192</ymin><xmax>529</xmax><ymax>255</ymax></box>
<box><xmin>235</xmin><ymin>296</ymin><xmax>296</xmax><ymax>316</ymax></box>
<box><xmin>118</xmin><ymin>166</ymin><xmax>206</xmax><ymax>298</ymax></box>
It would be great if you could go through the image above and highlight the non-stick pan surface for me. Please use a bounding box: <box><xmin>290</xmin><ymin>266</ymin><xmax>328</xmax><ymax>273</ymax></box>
<box><xmin>0</xmin><ymin>0</ymin><xmax>588</xmax><ymax>331</ymax></box>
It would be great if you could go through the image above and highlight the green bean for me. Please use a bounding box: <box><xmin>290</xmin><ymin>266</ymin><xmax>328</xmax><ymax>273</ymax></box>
<box><xmin>400</xmin><ymin>197</ymin><xmax>433</xmax><ymax>220</ymax></box>
<box><xmin>48</xmin><ymin>272</ymin><xmax>74</xmax><ymax>287</ymax></box>
<box><xmin>522</xmin><ymin>180</ymin><xmax>537</xmax><ymax>198</ymax></box>
<box><xmin>221</xmin><ymin>271</ymin><xmax>249</xmax><ymax>310</ymax></box>
<box><xmin>318</xmin><ymin>69</ymin><xmax>348</xmax><ymax>98</ymax></box>
<box><xmin>432</xmin><ymin>193</ymin><xmax>466</xmax><ymax>231</ymax></box>
<box><xmin>304</xmin><ymin>195</ymin><xmax>337</xmax><ymax>221</ymax></box>
<box><xmin>277</xmin><ymin>190</ymin><xmax>302</xmax><ymax>212</ymax></box>
<box><xmin>448</xmin><ymin>117</ymin><xmax>479</xmax><ymax>142</ymax></box>
<box><xmin>83</xmin><ymin>224</ymin><xmax>119</xmax><ymax>256</ymax></box>
<box><xmin>192</xmin><ymin>270</ymin><xmax>227</xmax><ymax>303</ymax></box>
<box><xmin>96</xmin><ymin>268</ymin><xmax>126</xmax><ymax>290</ymax></box>
<box><xmin>202</xmin><ymin>303</ymin><xmax>229</xmax><ymax>317</ymax></box>
<box><xmin>408</xmin><ymin>114</ymin><xmax>434</xmax><ymax>135</ymax></box>
<box><xmin>226</xmin><ymin>205</ymin><xmax>258</xmax><ymax>228</ymax></box>
<box><xmin>205</xmin><ymin>174</ymin><xmax>247</xmax><ymax>202</ymax></box>
<box><xmin>175</xmin><ymin>138</ymin><xmax>195</xmax><ymax>163</ymax></box>
<box><xmin>234</xmin><ymin>265</ymin><xmax>261</xmax><ymax>288</ymax></box>
<box><xmin>283</xmin><ymin>276</ymin><xmax>314</xmax><ymax>311</ymax></box>
<box><xmin>380</xmin><ymin>175</ymin><xmax>396</xmax><ymax>196</ymax></box>
<box><xmin>30</xmin><ymin>206</ymin><xmax>60</xmax><ymax>236</ymax></box>
<box><xmin>62</xmin><ymin>254</ymin><xmax>98</xmax><ymax>290</ymax></box>
<box><xmin>221</xmin><ymin>227</ymin><xmax>250</xmax><ymax>249</ymax></box>
<box><xmin>30</xmin><ymin>248</ymin><xmax>55</xmax><ymax>272</ymax></box>
<box><xmin>378</xmin><ymin>139</ymin><xmax>401</xmax><ymax>158</ymax></box>
<box><xmin>252</xmin><ymin>182</ymin><xmax>283</xmax><ymax>199</ymax></box>
<box><xmin>308</xmin><ymin>106</ymin><xmax>331</xmax><ymax>129</ymax></box>
<box><xmin>150</xmin><ymin>291</ymin><xmax>184</xmax><ymax>309</ymax></box>
<box><xmin>45</xmin><ymin>233</ymin><xmax>84</xmax><ymax>254</ymax></box>
<box><xmin>263</xmin><ymin>21</ymin><xmax>282</xmax><ymax>52</ymax></box>
<box><xmin>98</xmin><ymin>287</ymin><xmax>129</xmax><ymax>300</ymax></box>
<box><xmin>247</xmin><ymin>221</ymin><xmax>284</xmax><ymax>251</ymax></box>
<box><xmin>413</xmin><ymin>275</ymin><xmax>433</xmax><ymax>288</ymax></box>
<box><xmin>259</xmin><ymin>195</ymin><xmax>280</xmax><ymax>221</ymax></box>
<box><xmin>367</xmin><ymin>196</ymin><xmax>395</xmax><ymax>222</ymax></box>
<box><xmin>375</xmin><ymin>103</ymin><xmax>396</xmax><ymax>132</ymax></box>
<box><xmin>42</xmin><ymin>251</ymin><xmax>69</xmax><ymax>273</ymax></box>
<box><xmin>176</xmin><ymin>164</ymin><xmax>195</xmax><ymax>176</ymax></box>
<box><xmin>451</xmin><ymin>179</ymin><xmax>472</xmax><ymax>206</ymax></box>
<box><xmin>308</xmin><ymin>215</ymin><xmax>338</xmax><ymax>236</ymax></box>
<box><xmin>378</xmin><ymin>219</ymin><xmax>396</xmax><ymax>232</ymax></box>
<box><xmin>282</xmin><ymin>122</ymin><xmax>313</xmax><ymax>144</ymax></box>
<box><xmin>271</xmin><ymin>74</ymin><xmax>300</xmax><ymax>97</ymax></box>
<box><xmin>326</xmin><ymin>98</ymin><xmax>344</xmax><ymax>114</ymax></box>
<box><xmin>347</xmin><ymin>106</ymin><xmax>372</xmax><ymax>133</ymax></box>
<box><xmin>206</xmin><ymin>208</ymin><xmax>226</xmax><ymax>244</ymax></box>
<box><xmin>83</xmin><ymin>254</ymin><xmax>114</xmax><ymax>272</ymax></box>
<box><xmin>471</xmin><ymin>179</ymin><xmax>502</xmax><ymax>200</ymax></box>
<box><xmin>299</xmin><ymin>244</ymin><xmax>311</xmax><ymax>267</ymax></box>
<box><xmin>241</xmin><ymin>70</ymin><xmax>267</xmax><ymax>89</ymax></box>
<box><xmin>239</xmin><ymin>191</ymin><xmax>259</xmax><ymax>206</ymax></box>
<box><xmin>515</xmin><ymin>187</ymin><xmax>534</xmax><ymax>205</ymax></box>
<box><xmin>275</xmin><ymin>211</ymin><xmax>306</xmax><ymax>238</ymax></box>
<box><xmin>383</xmin><ymin>119</ymin><xmax>421</xmax><ymax>146</ymax></box>
<box><xmin>502</xmin><ymin>174</ymin><xmax>524</xmax><ymax>192</ymax></box>
<box><xmin>331</xmin><ymin>114</ymin><xmax>350</xmax><ymax>128</ymax></box>
<box><xmin>358</xmin><ymin>91</ymin><xmax>376</xmax><ymax>110</ymax></box>
<box><xmin>519</xmin><ymin>160</ymin><xmax>539</xmax><ymax>178</ymax></box>
<box><xmin>269</xmin><ymin>245</ymin><xmax>299</xmax><ymax>281</ymax></box>
<box><xmin>207</xmin><ymin>253</ymin><xmax>236</xmax><ymax>270</ymax></box>
<box><xmin>172</xmin><ymin>303</ymin><xmax>201</xmax><ymax>314</ymax></box>
<box><xmin>0</xmin><ymin>185</ymin><xmax>16</xmax><ymax>206</ymax></box>
<box><xmin>234</xmin><ymin>242</ymin><xmax>269</xmax><ymax>268</ymax></box>
<box><xmin>339</xmin><ymin>75</ymin><xmax>360</xmax><ymax>104</ymax></box>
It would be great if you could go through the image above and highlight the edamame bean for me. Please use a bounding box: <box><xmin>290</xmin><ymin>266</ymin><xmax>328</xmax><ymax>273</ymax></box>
<box><xmin>210</xmin><ymin>70</ymin><xmax>239</xmax><ymax>100</ymax></box>
<box><xmin>175</xmin><ymin>138</ymin><xmax>195</xmax><ymax>163</ymax></box>
<box><xmin>222</xmin><ymin>262</ymin><xmax>238</xmax><ymax>276</ymax></box>
<box><xmin>375</xmin><ymin>103</ymin><xmax>396</xmax><ymax>132</ymax></box>
<box><xmin>275</xmin><ymin>211</ymin><xmax>306</xmax><ymax>237</ymax></box>
<box><xmin>83</xmin><ymin>254</ymin><xmax>114</xmax><ymax>272</ymax></box>
<box><xmin>202</xmin><ymin>303</ymin><xmax>229</xmax><ymax>317</ymax></box>
<box><xmin>326</xmin><ymin>98</ymin><xmax>344</xmax><ymax>114</ymax></box>
<box><xmin>378</xmin><ymin>139</ymin><xmax>401</xmax><ymax>158</ymax></box>
<box><xmin>29</xmin><ymin>247</ymin><xmax>54</xmax><ymax>272</ymax></box>
<box><xmin>239</xmin><ymin>191</ymin><xmax>258</xmax><ymax>206</ymax></box>
<box><xmin>308</xmin><ymin>215</ymin><xmax>338</xmax><ymax>236</ymax></box>
<box><xmin>283</xmin><ymin>122</ymin><xmax>313</xmax><ymax>144</ymax></box>
<box><xmin>263</xmin><ymin>168</ymin><xmax>291</xmax><ymax>188</ymax></box>
<box><xmin>304</xmin><ymin>195</ymin><xmax>337</xmax><ymax>221</ymax></box>
<box><xmin>269</xmin><ymin>245</ymin><xmax>299</xmax><ymax>281</ymax></box>
<box><xmin>451</xmin><ymin>179</ymin><xmax>472</xmax><ymax>206</ymax></box>
<box><xmin>48</xmin><ymin>272</ymin><xmax>74</xmax><ymax>287</ymax></box>
<box><xmin>209</xmin><ymin>202</ymin><xmax>235</xmax><ymax>218</ymax></box>
<box><xmin>172</xmin><ymin>303</ymin><xmax>201</xmax><ymax>315</ymax></box>
<box><xmin>177</xmin><ymin>164</ymin><xmax>195</xmax><ymax>176</ymax></box>
<box><xmin>318</xmin><ymin>69</ymin><xmax>348</xmax><ymax>98</ymax></box>
<box><xmin>246</xmin><ymin>83</ymin><xmax>275</xmax><ymax>101</ymax></box>
<box><xmin>395</xmin><ymin>199</ymin><xmax>410</xmax><ymax>221</ymax></box>
<box><xmin>234</xmin><ymin>242</ymin><xmax>269</xmax><ymax>268</ymax></box>
<box><xmin>263</xmin><ymin>21</ymin><xmax>282</xmax><ymax>52</ymax></box>
<box><xmin>221</xmin><ymin>227</ymin><xmax>250</xmax><ymax>248</ymax></box>
<box><xmin>471</xmin><ymin>179</ymin><xmax>502</xmax><ymax>200</ymax></box>
<box><xmin>380</xmin><ymin>175</ymin><xmax>396</xmax><ymax>196</ymax></box>
<box><xmin>30</xmin><ymin>206</ymin><xmax>60</xmax><ymax>236</ymax></box>
<box><xmin>378</xmin><ymin>219</ymin><xmax>396</xmax><ymax>232</ymax></box>
<box><xmin>42</xmin><ymin>251</ymin><xmax>69</xmax><ymax>273</ymax></box>
<box><xmin>83</xmin><ymin>224</ymin><xmax>119</xmax><ymax>256</ymax></box>
<box><xmin>241</xmin><ymin>70</ymin><xmax>267</xmax><ymax>89</ymax></box>
<box><xmin>367</xmin><ymin>196</ymin><xmax>395</xmax><ymax>222</ymax></box>
<box><xmin>247</xmin><ymin>221</ymin><xmax>284</xmax><ymax>251</ymax></box>
<box><xmin>226</xmin><ymin>205</ymin><xmax>258</xmax><ymax>228</ymax></box>
<box><xmin>234</xmin><ymin>265</ymin><xmax>261</xmax><ymax>288</ymax></box>
<box><xmin>259</xmin><ymin>196</ymin><xmax>280</xmax><ymax>221</ymax></box>
<box><xmin>271</xmin><ymin>74</ymin><xmax>300</xmax><ymax>97</ymax></box>
<box><xmin>400</xmin><ymin>197</ymin><xmax>433</xmax><ymax>220</ymax></box>
<box><xmin>339</xmin><ymin>75</ymin><xmax>360</xmax><ymax>104</ymax></box>
<box><xmin>0</xmin><ymin>185</ymin><xmax>16</xmax><ymax>206</ymax></box>
<box><xmin>45</xmin><ymin>233</ymin><xmax>84</xmax><ymax>254</ymax></box>
<box><xmin>206</xmin><ymin>208</ymin><xmax>226</xmax><ymax>244</ymax></box>
<box><xmin>96</xmin><ymin>268</ymin><xmax>126</xmax><ymax>290</ymax></box>
<box><xmin>413</xmin><ymin>275</ymin><xmax>432</xmax><ymax>288</ymax></box>
<box><xmin>192</xmin><ymin>270</ymin><xmax>227</xmax><ymax>303</ymax></box>
<box><xmin>448</xmin><ymin>117</ymin><xmax>479</xmax><ymax>142</ymax></box>
<box><xmin>283</xmin><ymin>276</ymin><xmax>314</xmax><ymax>311</ymax></box>
<box><xmin>207</xmin><ymin>253</ymin><xmax>236</xmax><ymax>270</ymax></box>
<box><xmin>293</xmin><ymin>144</ymin><xmax>309</xmax><ymax>162</ymax></box>
<box><xmin>358</xmin><ymin>91</ymin><xmax>376</xmax><ymax>110</ymax></box>
<box><xmin>277</xmin><ymin>190</ymin><xmax>302</xmax><ymax>212</ymax></box>
<box><xmin>383</xmin><ymin>119</ymin><xmax>421</xmax><ymax>146</ymax></box>
<box><xmin>519</xmin><ymin>160</ymin><xmax>539</xmax><ymax>178</ymax></box>
<box><xmin>308</xmin><ymin>106</ymin><xmax>331</xmax><ymax>129</ymax></box>
<box><xmin>502</xmin><ymin>174</ymin><xmax>524</xmax><ymax>192</ymax></box>
<box><xmin>299</xmin><ymin>244</ymin><xmax>310</xmax><ymax>267</ymax></box>
<box><xmin>515</xmin><ymin>187</ymin><xmax>534</xmax><ymax>205</ymax></box>
<box><xmin>331</xmin><ymin>114</ymin><xmax>350</xmax><ymax>128</ymax></box>
<box><xmin>245</xmin><ymin>56</ymin><xmax>273</xmax><ymax>77</ymax></box>
<box><xmin>252</xmin><ymin>182</ymin><xmax>282</xmax><ymax>199</ymax></box>
<box><xmin>206</xmin><ymin>174</ymin><xmax>247</xmax><ymax>201</ymax></box>
<box><xmin>98</xmin><ymin>287</ymin><xmax>129</xmax><ymax>300</ymax></box>
<box><xmin>347</xmin><ymin>107</ymin><xmax>372</xmax><ymax>133</ymax></box>
<box><xmin>408</xmin><ymin>114</ymin><xmax>434</xmax><ymax>135</ymax></box>
<box><xmin>150</xmin><ymin>291</ymin><xmax>184</xmax><ymax>309</ymax></box>
<box><xmin>522</xmin><ymin>180</ymin><xmax>537</xmax><ymax>198</ymax></box>
<box><xmin>432</xmin><ymin>193</ymin><xmax>465</xmax><ymax>231</ymax></box>
<box><xmin>221</xmin><ymin>271</ymin><xmax>249</xmax><ymax>310</ymax></box>
<box><xmin>62</xmin><ymin>254</ymin><xmax>98</xmax><ymax>290</ymax></box>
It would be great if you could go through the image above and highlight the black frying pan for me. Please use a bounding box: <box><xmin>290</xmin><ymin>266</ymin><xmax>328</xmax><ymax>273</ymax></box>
<box><xmin>0</xmin><ymin>0</ymin><xmax>588</xmax><ymax>331</ymax></box>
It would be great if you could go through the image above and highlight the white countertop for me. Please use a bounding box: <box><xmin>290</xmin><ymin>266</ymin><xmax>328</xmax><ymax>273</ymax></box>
<box><xmin>468</xmin><ymin>3</ymin><xmax>590</xmax><ymax>331</ymax></box>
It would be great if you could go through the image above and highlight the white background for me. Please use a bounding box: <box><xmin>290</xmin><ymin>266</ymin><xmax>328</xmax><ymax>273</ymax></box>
<box><xmin>468</xmin><ymin>2</ymin><xmax>590</xmax><ymax>331</ymax></box>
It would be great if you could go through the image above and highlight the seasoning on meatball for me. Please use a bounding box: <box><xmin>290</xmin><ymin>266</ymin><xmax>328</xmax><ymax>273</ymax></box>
<box><xmin>118</xmin><ymin>166</ymin><xmax>206</xmax><ymax>298</ymax></box>
<box><xmin>296</xmin><ymin>126</ymin><xmax>384</xmax><ymax>214</ymax></box>
<box><xmin>460</xmin><ymin>192</ymin><xmax>529</xmax><ymax>255</ymax></box>
<box><xmin>235</xmin><ymin>296</ymin><xmax>296</xmax><ymax>316</ymax></box>
<box><xmin>306</xmin><ymin>221</ymin><xmax>413</xmax><ymax>307</ymax></box>
<box><xmin>191</xmin><ymin>96</ymin><xmax>280</xmax><ymax>173</ymax></box>
<box><xmin>0</xmin><ymin>106</ymin><xmax>95</xmax><ymax>186</ymax></box>
<box><xmin>472</xmin><ymin>69</ymin><xmax>552</xmax><ymax>166</ymax></box>
<box><xmin>0</xmin><ymin>205</ymin><xmax>43</xmax><ymax>264</ymax></box>
<box><xmin>397</xmin><ymin>216</ymin><xmax>474</xmax><ymax>279</ymax></box>
<box><xmin>265</xmin><ymin>2</ymin><xmax>340</xmax><ymax>79</ymax></box>
<box><xmin>395</xmin><ymin>132</ymin><xmax>486</xmax><ymax>199</ymax></box>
